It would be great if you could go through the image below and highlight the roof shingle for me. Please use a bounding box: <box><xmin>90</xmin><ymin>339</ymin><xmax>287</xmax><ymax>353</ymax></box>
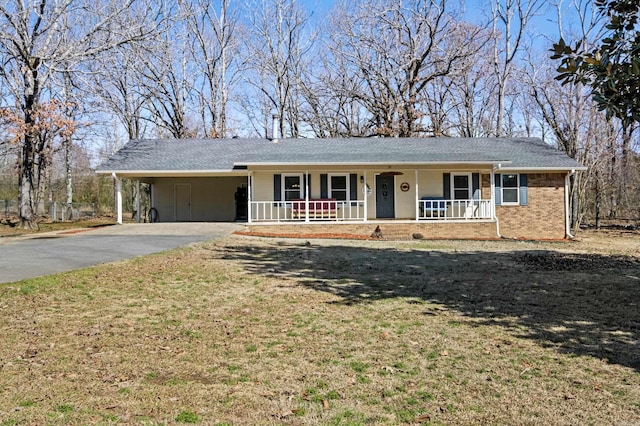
<box><xmin>96</xmin><ymin>137</ymin><xmax>585</xmax><ymax>173</ymax></box>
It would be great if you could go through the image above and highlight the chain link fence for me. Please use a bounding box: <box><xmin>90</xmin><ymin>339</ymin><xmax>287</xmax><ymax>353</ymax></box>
<box><xmin>1</xmin><ymin>200</ymin><xmax>95</xmax><ymax>222</ymax></box>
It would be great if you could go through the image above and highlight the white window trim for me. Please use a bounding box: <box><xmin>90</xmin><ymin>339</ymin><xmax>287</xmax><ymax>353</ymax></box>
<box><xmin>282</xmin><ymin>173</ymin><xmax>304</xmax><ymax>201</ymax></box>
<box><xmin>328</xmin><ymin>173</ymin><xmax>350</xmax><ymax>201</ymax></box>
<box><xmin>501</xmin><ymin>173</ymin><xmax>520</xmax><ymax>206</ymax></box>
<box><xmin>451</xmin><ymin>173</ymin><xmax>472</xmax><ymax>200</ymax></box>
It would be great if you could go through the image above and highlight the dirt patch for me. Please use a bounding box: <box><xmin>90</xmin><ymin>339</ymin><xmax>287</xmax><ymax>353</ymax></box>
<box><xmin>516</xmin><ymin>251</ymin><xmax>640</xmax><ymax>271</ymax></box>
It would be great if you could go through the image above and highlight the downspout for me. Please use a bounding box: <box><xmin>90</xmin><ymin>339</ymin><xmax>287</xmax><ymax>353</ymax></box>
<box><xmin>491</xmin><ymin>165</ymin><xmax>502</xmax><ymax>238</ymax></box>
<box><xmin>565</xmin><ymin>169</ymin><xmax>576</xmax><ymax>239</ymax></box>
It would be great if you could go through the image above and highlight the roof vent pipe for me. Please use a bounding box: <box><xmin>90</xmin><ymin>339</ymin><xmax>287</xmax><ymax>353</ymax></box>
<box><xmin>272</xmin><ymin>114</ymin><xmax>280</xmax><ymax>143</ymax></box>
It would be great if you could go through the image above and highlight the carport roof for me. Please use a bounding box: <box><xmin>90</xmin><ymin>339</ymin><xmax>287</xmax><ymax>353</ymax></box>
<box><xmin>96</xmin><ymin>137</ymin><xmax>586</xmax><ymax>175</ymax></box>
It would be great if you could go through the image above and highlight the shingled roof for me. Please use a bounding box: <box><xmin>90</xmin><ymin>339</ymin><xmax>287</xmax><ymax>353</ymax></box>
<box><xmin>96</xmin><ymin>137</ymin><xmax>585</xmax><ymax>174</ymax></box>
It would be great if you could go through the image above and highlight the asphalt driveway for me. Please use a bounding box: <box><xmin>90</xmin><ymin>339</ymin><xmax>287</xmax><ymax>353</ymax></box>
<box><xmin>0</xmin><ymin>223</ymin><xmax>241</xmax><ymax>284</ymax></box>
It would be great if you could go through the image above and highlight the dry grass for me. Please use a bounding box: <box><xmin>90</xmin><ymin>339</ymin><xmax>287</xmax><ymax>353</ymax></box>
<box><xmin>0</xmin><ymin>217</ymin><xmax>116</xmax><ymax>237</ymax></box>
<box><xmin>0</xmin><ymin>229</ymin><xmax>639</xmax><ymax>425</ymax></box>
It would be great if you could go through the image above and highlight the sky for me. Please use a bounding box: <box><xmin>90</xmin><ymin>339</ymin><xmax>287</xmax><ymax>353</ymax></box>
<box><xmin>298</xmin><ymin>0</ymin><xmax>597</xmax><ymax>52</ymax></box>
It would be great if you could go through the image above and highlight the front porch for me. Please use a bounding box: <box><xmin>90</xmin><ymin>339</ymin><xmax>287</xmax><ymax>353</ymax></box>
<box><xmin>248</xmin><ymin>198</ymin><xmax>493</xmax><ymax>222</ymax></box>
<box><xmin>246</xmin><ymin>167</ymin><xmax>497</xmax><ymax>224</ymax></box>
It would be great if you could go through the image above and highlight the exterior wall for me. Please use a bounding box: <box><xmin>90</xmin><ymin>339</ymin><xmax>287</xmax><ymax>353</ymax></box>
<box><xmin>151</xmin><ymin>176</ymin><xmax>247</xmax><ymax>222</ymax></box>
<box><xmin>482</xmin><ymin>173</ymin><xmax>567</xmax><ymax>239</ymax></box>
<box><xmin>244</xmin><ymin>222</ymin><xmax>498</xmax><ymax>240</ymax></box>
<box><xmin>250</xmin><ymin>168</ymin><xmax>481</xmax><ymax>220</ymax></box>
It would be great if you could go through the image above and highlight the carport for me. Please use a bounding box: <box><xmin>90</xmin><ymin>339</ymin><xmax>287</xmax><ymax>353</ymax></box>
<box><xmin>107</xmin><ymin>172</ymin><xmax>249</xmax><ymax>224</ymax></box>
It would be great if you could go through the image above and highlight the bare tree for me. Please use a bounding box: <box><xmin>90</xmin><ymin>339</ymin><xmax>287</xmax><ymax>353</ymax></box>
<box><xmin>90</xmin><ymin>47</ymin><xmax>152</xmax><ymax>140</ymax></box>
<box><xmin>329</xmin><ymin>0</ymin><xmax>483</xmax><ymax>137</ymax></box>
<box><xmin>0</xmin><ymin>0</ymin><xmax>160</xmax><ymax>228</ymax></box>
<box><xmin>491</xmin><ymin>0</ymin><xmax>543</xmax><ymax>137</ymax></box>
<box><xmin>242</xmin><ymin>0</ymin><xmax>314</xmax><ymax>138</ymax></box>
<box><xmin>183</xmin><ymin>0</ymin><xmax>240</xmax><ymax>138</ymax></box>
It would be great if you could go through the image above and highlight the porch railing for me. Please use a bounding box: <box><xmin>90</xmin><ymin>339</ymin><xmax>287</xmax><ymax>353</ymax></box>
<box><xmin>417</xmin><ymin>198</ymin><xmax>492</xmax><ymax>220</ymax></box>
<box><xmin>250</xmin><ymin>200</ymin><xmax>365</xmax><ymax>222</ymax></box>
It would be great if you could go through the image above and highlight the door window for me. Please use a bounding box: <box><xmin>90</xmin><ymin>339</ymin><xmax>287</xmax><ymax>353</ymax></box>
<box><xmin>452</xmin><ymin>174</ymin><xmax>470</xmax><ymax>200</ymax></box>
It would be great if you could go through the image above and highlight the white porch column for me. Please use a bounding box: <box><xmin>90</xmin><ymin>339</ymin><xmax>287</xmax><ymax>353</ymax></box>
<box><xmin>113</xmin><ymin>173</ymin><xmax>122</xmax><ymax>225</ymax></box>
<box><xmin>414</xmin><ymin>169</ymin><xmax>419</xmax><ymax>221</ymax></box>
<box><xmin>135</xmin><ymin>180</ymin><xmax>141</xmax><ymax>223</ymax></box>
<box><xmin>363</xmin><ymin>170</ymin><xmax>368</xmax><ymax>221</ymax></box>
<box><xmin>490</xmin><ymin>168</ymin><xmax>496</xmax><ymax>218</ymax></box>
<box><xmin>247</xmin><ymin>171</ymin><xmax>253</xmax><ymax>224</ymax></box>
<box><xmin>305</xmin><ymin>170</ymin><xmax>309</xmax><ymax>223</ymax></box>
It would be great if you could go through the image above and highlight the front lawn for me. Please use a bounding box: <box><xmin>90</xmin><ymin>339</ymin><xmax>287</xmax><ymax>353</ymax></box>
<box><xmin>0</xmin><ymin>230</ymin><xmax>638</xmax><ymax>425</ymax></box>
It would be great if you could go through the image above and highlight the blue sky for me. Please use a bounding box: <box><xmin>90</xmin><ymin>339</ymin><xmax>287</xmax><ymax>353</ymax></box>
<box><xmin>298</xmin><ymin>0</ymin><xmax>594</xmax><ymax>51</ymax></box>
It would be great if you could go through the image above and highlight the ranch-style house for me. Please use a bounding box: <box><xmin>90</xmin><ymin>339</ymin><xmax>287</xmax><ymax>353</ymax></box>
<box><xmin>96</xmin><ymin>136</ymin><xmax>586</xmax><ymax>240</ymax></box>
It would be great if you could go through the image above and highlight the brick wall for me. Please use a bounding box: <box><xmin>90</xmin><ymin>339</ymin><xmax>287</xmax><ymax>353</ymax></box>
<box><xmin>244</xmin><ymin>222</ymin><xmax>499</xmax><ymax>240</ymax></box>
<box><xmin>484</xmin><ymin>173</ymin><xmax>567</xmax><ymax>240</ymax></box>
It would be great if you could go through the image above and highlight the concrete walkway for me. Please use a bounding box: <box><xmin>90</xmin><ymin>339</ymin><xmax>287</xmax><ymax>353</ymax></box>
<box><xmin>0</xmin><ymin>223</ymin><xmax>242</xmax><ymax>284</ymax></box>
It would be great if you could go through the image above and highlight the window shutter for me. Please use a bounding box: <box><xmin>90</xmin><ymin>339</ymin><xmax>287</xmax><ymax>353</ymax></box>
<box><xmin>494</xmin><ymin>174</ymin><xmax>502</xmax><ymax>206</ymax></box>
<box><xmin>274</xmin><ymin>174</ymin><xmax>281</xmax><ymax>201</ymax></box>
<box><xmin>320</xmin><ymin>174</ymin><xmax>328</xmax><ymax>198</ymax></box>
<box><xmin>519</xmin><ymin>173</ymin><xmax>528</xmax><ymax>206</ymax></box>
<box><xmin>472</xmin><ymin>173</ymin><xmax>480</xmax><ymax>200</ymax></box>
<box><xmin>443</xmin><ymin>173</ymin><xmax>451</xmax><ymax>199</ymax></box>
<box><xmin>350</xmin><ymin>174</ymin><xmax>358</xmax><ymax>200</ymax></box>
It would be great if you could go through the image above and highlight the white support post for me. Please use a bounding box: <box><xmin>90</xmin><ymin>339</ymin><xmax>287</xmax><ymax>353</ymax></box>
<box><xmin>490</xmin><ymin>168</ymin><xmax>496</xmax><ymax>219</ymax></box>
<box><xmin>113</xmin><ymin>173</ymin><xmax>122</xmax><ymax>225</ymax></box>
<box><xmin>363</xmin><ymin>170</ymin><xmax>368</xmax><ymax>221</ymax></box>
<box><xmin>247</xmin><ymin>171</ymin><xmax>252</xmax><ymax>224</ymax></box>
<box><xmin>415</xmin><ymin>169</ymin><xmax>419</xmax><ymax>221</ymax></box>
<box><xmin>136</xmin><ymin>180</ymin><xmax>141</xmax><ymax>223</ymax></box>
<box><xmin>305</xmin><ymin>170</ymin><xmax>309</xmax><ymax>223</ymax></box>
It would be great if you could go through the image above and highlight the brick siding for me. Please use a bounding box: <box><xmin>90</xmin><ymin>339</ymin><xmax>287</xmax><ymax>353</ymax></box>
<box><xmin>244</xmin><ymin>222</ymin><xmax>498</xmax><ymax>240</ymax></box>
<box><xmin>483</xmin><ymin>173</ymin><xmax>567</xmax><ymax>240</ymax></box>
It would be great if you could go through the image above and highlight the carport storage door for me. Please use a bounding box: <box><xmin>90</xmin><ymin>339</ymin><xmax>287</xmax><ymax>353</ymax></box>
<box><xmin>175</xmin><ymin>184</ymin><xmax>191</xmax><ymax>221</ymax></box>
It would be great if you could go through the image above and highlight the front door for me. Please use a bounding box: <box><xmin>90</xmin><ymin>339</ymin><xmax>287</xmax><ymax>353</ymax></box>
<box><xmin>376</xmin><ymin>175</ymin><xmax>395</xmax><ymax>218</ymax></box>
<box><xmin>175</xmin><ymin>184</ymin><xmax>191</xmax><ymax>221</ymax></box>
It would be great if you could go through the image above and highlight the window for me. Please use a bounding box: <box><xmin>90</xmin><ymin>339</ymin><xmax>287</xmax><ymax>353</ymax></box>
<box><xmin>502</xmin><ymin>174</ymin><xmax>519</xmax><ymax>204</ymax></box>
<box><xmin>283</xmin><ymin>174</ymin><xmax>302</xmax><ymax>201</ymax></box>
<box><xmin>452</xmin><ymin>174</ymin><xmax>471</xmax><ymax>200</ymax></box>
<box><xmin>329</xmin><ymin>174</ymin><xmax>348</xmax><ymax>201</ymax></box>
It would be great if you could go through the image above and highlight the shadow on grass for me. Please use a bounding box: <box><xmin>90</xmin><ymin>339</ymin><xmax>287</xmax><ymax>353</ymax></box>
<box><xmin>220</xmin><ymin>241</ymin><xmax>640</xmax><ymax>371</ymax></box>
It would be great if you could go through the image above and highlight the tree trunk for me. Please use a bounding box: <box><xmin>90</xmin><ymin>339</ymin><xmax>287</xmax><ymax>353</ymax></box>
<box><xmin>18</xmin><ymin>137</ymin><xmax>35</xmax><ymax>229</ymax></box>
<box><xmin>65</xmin><ymin>136</ymin><xmax>73</xmax><ymax>205</ymax></box>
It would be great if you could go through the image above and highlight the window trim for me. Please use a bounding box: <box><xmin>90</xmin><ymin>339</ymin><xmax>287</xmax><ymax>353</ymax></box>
<box><xmin>328</xmin><ymin>173</ymin><xmax>350</xmax><ymax>201</ymax></box>
<box><xmin>451</xmin><ymin>173</ymin><xmax>472</xmax><ymax>200</ymax></box>
<box><xmin>282</xmin><ymin>173</ymin><xmax>304</xmax><ymax>201</ymax></box>
<box><xmin>501</xmin><ymin>173</ymin><xmax>520</xmax><ymax>206</ymax></box>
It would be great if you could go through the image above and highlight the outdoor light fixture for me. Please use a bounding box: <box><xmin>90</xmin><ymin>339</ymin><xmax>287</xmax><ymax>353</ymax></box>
<box><xmin>360</xmin><ymin>176</ymin><xmax>364</xmax><ymax>183</ymax></box>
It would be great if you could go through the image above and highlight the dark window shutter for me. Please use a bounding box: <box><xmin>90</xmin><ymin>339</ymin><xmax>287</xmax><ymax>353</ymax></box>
<box><xmin>274</xmin><ymin>174</ymin><xmax>281</xmax><ymax>201</ymax></box>
<box><xmin>519</xmin><ymin>173</ymin><xmax>528</xmax><ymax>206</ymax></box>
<box><xmin>320</xmin><ymin>174</ymin><xmax>328</xmax><ymax>198</ymax></box>
<box><xmin>350</xmin><ymin>174</ymin><xmax>358</xmax><ymax>200</ymax></box>
<box><xmin>494</xmin><ymin>173</ymin><xmax>502</xmax><ymax>206</ymax></box>
<box><xmin>443</xmin><ymin>173</ymin><xmax>451</xmax><ymax>199</ymax></box>
<box><xmin>472</xmin><ymin>173</ymin><xmax>480</xmax><ymax>200</ymax></box>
